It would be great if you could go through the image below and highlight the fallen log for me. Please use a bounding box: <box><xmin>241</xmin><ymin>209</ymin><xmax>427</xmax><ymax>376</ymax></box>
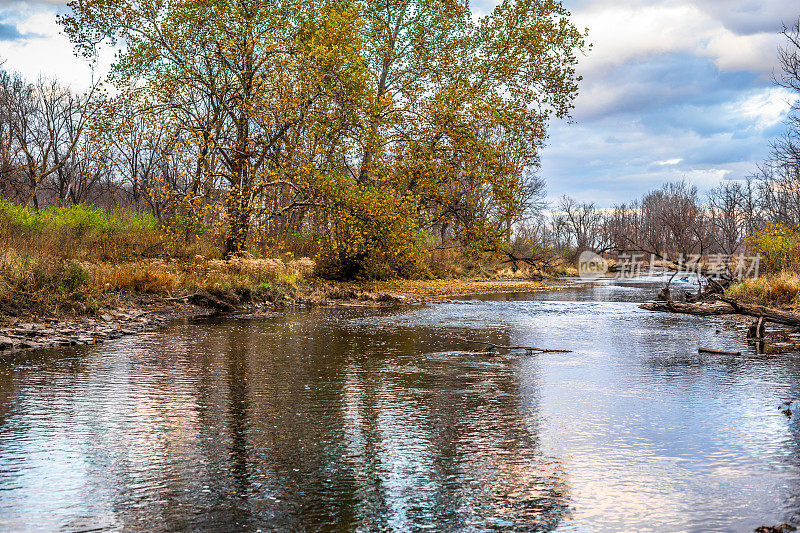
<box><xmin>640</xmin><ymin>300</ymin><xmax>735</xmax><ymax>316</ymax></box>
<box><xmin>641</xmin><ymin>296</ymin><xmax>800</xmax><ymax>328</ymax></box>
<box><xmin>715</xmin><ymin>296</ymin><xmax>800</xmax><ymax>327</ymax></box>
<box><xmin>188</xmin><ymin>291</ymin><xmax>236</xmax><ymax>313</ymax></box>
<box><xmin>699</xmin><ymin>347</ymin><xmax>741</xmax><ymax>356</ymax></box>
<box><xmin>455</xmin><ymin>337</ymin><xmax>572</xmax><ymax>354</ymax></box>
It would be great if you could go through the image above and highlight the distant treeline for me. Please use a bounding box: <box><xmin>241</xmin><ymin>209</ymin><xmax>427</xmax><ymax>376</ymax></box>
<box><xmin>517</xmin><ymin>18</ymin><xmax>800</xmax><ymax>274</ymax></box>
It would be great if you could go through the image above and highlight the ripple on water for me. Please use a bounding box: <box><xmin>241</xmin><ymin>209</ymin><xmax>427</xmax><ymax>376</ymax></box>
<box><xmin>0</xmin><ymin>281</ymin><xmax>799</xmax><ymax>531</ymax></box>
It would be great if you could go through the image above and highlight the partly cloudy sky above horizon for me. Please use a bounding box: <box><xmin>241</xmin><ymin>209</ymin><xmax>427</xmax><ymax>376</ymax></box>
<box><xmin>1</xmin><ymin>0</ymin><xmax>798</xmax><ymax>206</ymax></box>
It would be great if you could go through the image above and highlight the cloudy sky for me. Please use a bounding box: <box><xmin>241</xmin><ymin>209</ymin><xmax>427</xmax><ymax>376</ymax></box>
<box><xmin>1</xmin><ymin>0</ymin><xmax>798</xmax><ymax>206</ymax></box>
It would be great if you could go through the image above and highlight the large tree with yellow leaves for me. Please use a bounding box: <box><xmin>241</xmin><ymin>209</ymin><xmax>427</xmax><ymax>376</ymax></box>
<box><xmin>61</xmin><ymin>0</ymin><xmax>586</xmax><ymax>277</ymax></box>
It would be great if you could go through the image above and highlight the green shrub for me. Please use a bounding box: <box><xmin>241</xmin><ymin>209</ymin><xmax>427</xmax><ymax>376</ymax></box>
<box><xmin>0</xmin><ymin>200</ymin><xmax>158</xmax><ymax>235</ymax></box>
<box><xmin>746</xmin><ymin>223</ymin><xmax>800</xmax><ymax>274</ymax></box>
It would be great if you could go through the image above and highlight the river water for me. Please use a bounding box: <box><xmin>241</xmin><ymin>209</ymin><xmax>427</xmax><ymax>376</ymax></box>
<box><xmin>1</xmin><ymin>280</ymin><xmax>799</xmax><ymax>532</ymax></box>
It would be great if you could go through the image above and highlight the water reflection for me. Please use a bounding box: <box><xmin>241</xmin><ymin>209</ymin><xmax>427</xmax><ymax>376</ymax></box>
<box><xmin>0</xmin><ymin>308</ymin><xmax>569</xmax><ymax>531</ymax></box>
<box><xmin>0</xmin><ymin>280</ymin><xmax>799</xmax><ymax>531</ymax></box>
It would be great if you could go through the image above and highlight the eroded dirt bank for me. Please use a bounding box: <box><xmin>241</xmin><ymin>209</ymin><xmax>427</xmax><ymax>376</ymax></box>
<box><xmin>0</xmin><ymin>278</ymin><xmax>572</xmax><ymax>355</ymax></box>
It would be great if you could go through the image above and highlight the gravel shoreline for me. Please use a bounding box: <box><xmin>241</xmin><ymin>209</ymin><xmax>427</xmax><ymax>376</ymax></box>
<box><xmin>0</xmin><ymin>290</ymin><xmax>405</xmax><ymax>356</ymax></box>
<box><xmin>0</xmin><ymin>279</ymin><xmax>569</xmax><ymax>356</ymax></box>
<box><xmin>0</xmin><ymin>295</ymin><xmax>219</xmax><ymax>355</ymax></box>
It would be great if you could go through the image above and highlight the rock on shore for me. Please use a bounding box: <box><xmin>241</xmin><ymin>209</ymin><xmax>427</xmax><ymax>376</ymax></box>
<box><xmin>0</xmin><ymin>292</ymin><xmax>245</xmax><ymax>355</ymax></box>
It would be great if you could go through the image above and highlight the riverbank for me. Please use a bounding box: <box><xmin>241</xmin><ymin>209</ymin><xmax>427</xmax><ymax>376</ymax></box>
<box><xmin>0</xmin><ymin>202</ymin><xmax>578</xmax><ymax>353</ymax></box>
<box><xmin>0</xmin><ymin>276</ymin><xmax>571</xmax><ymax>355</ymax></box>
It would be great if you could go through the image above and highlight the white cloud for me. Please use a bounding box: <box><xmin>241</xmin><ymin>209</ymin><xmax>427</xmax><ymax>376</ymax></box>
<box><xmin>0</xmin><ymin>6</ymin><xmax>112</xmax><ymax>90</ymax></box>
<box><xmin>574</xmin><ymin>4</ymin><xmax>704</xmax><ymax>69</ymax></box>
<box><xmin>572</xmin><ymin>2</ymin><xmax>783</xmax><ymax>79</ymax></box>
<box><xmin>0</xmin><ymin>1</ymin><xmax>66</xmax><ymax>5</ymax></box>
<box><xmin>734</xmin><ymin>87</ymin><xmax>796</xmax><ymax>131</ymax></box>
<box><xmin>693</xmin><ymin>0</ymin><xmax>799</xmax><ymax>36</ymax></box>
<box><xmin>702</xmin><ymin>30</ymin><xmax>782</xmax><ymax>74</ymax></box>
<box><xmin>683</xmin><ymin>167</ymin><xmax>732</xmax><ymax>188</ymax></box>
<box><xmin>540</xmin><ymin>109</ymin><xmax>775</xmax><ymax>205</ymax></box>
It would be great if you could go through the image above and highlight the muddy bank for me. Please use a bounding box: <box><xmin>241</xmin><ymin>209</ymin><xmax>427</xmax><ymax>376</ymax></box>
<box><xmin>0</xmin><ymin>278</ymin><xmax>570</xmax><ymax>356</ymax></box>
<box><xmin>0</xmin><ymin>285</ymin><xmax>319</xmax><ymax>355</ymax></box>
<box><xmin>0</xmin><ymin>293</ymin><xmax>221</xmax><ymax>355</ymax></box>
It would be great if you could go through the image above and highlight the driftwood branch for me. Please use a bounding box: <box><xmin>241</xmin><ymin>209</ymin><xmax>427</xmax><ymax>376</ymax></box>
<box><xmin>641</xmin><ymin>296</ymin><xmax>800</xmax><ymax>331</ymax></box>
<box><xmin>455</xmin><ymin>337</ymin><xmax>571</xmax><ymax>354</ymax></box>
<box><xmin>748</xmin><ymin>316</ymin><xmax>766</xmax><ymax>339</ymax></box>
<box><xmin>699</xmin><ymin>347</ymin><xmax>742</xmax><ymax>356</ymax></box>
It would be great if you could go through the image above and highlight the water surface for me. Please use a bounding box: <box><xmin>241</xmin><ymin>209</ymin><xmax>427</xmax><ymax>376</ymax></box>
<box><xmin>1</xmin><ymin>280</ymin><xmax>799</xmax><ymax>531</ymax></box>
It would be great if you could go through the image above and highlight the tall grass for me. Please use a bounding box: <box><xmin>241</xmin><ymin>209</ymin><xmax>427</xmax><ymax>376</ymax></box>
<box><xmin>89</xmin><ymin>257</ymin><xmax>314</xmax><ymax>294</ymax></box>
<box><xmin>0</xmin><ymin>250</ymin><xmax>97</xmax><ymax>315</ymax></box>
<box><xmin>0</xmin><ymin>200</ymin><xmax>321</xmax><ymax>316</ymax></box>
<box><xmin>0</xmin><ymin>252</ymin><xmax>315</xmax><ymax>316</ymax></box>
<box><xmin>727</xmin><ymin>271</ymin><xmax>800</xmax><ymax>308</ymax></box>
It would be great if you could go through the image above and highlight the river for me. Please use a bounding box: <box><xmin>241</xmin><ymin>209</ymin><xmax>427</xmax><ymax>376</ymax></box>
<box><xmin>1</xmin><ymin>280</ymin><xmax>799</xmax><ymax>531</ymax></box>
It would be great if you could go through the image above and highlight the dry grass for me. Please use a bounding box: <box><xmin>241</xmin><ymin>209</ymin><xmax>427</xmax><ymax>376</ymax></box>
<box><xmin>0</xmin><ymin>202</ymin><xmax>319</xmax><ymax>316</ymax></box>
<box><xmin>363</xmin><ymin>278</ymin><xmax>570</xmax><ymax>298</ymax></box>
<box><xmin>0</xmin><ymin>247</ymin><xmax>316</xmax><ymax>316</ymax></box>
<box><xmin>726</xmin><ymin>271</ymin><xmax>800</xmax><ymax>308</ymax></box>
<box><xmin>89</xmin><ymin>257</ymin><xmax>315</xmax><ymax>295</ymax></box>
<box><xmin>0</xmin><ymin>222</ymin><xmax>164</xmax><ymax>262</ymax></box>
<box><xmin>0</xmin><ymin>249</ymin><xmax>97</xmax><ymax>316</ymax></box>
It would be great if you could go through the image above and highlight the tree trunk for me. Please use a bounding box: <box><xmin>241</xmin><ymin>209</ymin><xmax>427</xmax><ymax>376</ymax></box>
<box><xmin>640</xmin><ymin>301</ymin><xmax>735</xmax><ymax>316</ymax></box>
<box><xmin>224</xmin><ymin>185</ymin><xmax>250</xmax><ymax>257</ymax></box>
<box><xmin>716</xmin><ymin>296</ymin><xmax>800</xmax><ymax>327</ymax></box>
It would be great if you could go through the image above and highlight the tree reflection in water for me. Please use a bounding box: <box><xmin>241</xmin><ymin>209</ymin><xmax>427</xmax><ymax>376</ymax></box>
<box><xmin>0</xmin><ymin>308</ymin><xmax>571</xmax><ymax>531</ymax></box>
<box><xmin>10</xmin><ymin>281</ymin><xmax>800</xmax><ymax>531</ymax></box>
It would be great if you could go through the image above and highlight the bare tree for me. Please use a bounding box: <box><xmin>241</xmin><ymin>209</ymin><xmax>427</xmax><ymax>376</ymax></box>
<box><xmin>706</xmin><ymin>182</ymin><xmax>747</xmax><ymax>256</ymax></box>
<box><xmin>773</xmin><ymin>18</ymin><xmax>800</xmax><ymax>170</ymax></box>
<box><xmin>0</xmin><ymin>73</ymin><xmax>96</xmax><ymax>208</ymax></box>
<box><xmin>753</xmin><ymin>18</ymin><xmax>800</xmax><ymax>227</ymax></box>
<box><xmin>603</xmin><ymin>181</ymin><xmax>707</xmax><ymax>263</ymax></box>
<box><xmin>554</xmin><ymin>195</ymin><xmax>605</xmax><ymax>254</ymax></box>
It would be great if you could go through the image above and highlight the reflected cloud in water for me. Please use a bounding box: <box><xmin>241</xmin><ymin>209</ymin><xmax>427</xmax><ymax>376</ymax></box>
<box><xmin>0</xmin><ymin>280</ymin><xmax>799</xmax><ymax>530</ymax></box>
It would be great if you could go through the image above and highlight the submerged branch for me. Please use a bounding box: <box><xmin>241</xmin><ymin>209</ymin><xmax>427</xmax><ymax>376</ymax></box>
<box><xmin>699</xmin><ymin>347</ymin><xmax>742</xmax><ymax>356</ymax></box>
<box><xmin>455</xmin><ymin>336</ymin><xmax>572</xmax><ymax>354</ymax></box>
